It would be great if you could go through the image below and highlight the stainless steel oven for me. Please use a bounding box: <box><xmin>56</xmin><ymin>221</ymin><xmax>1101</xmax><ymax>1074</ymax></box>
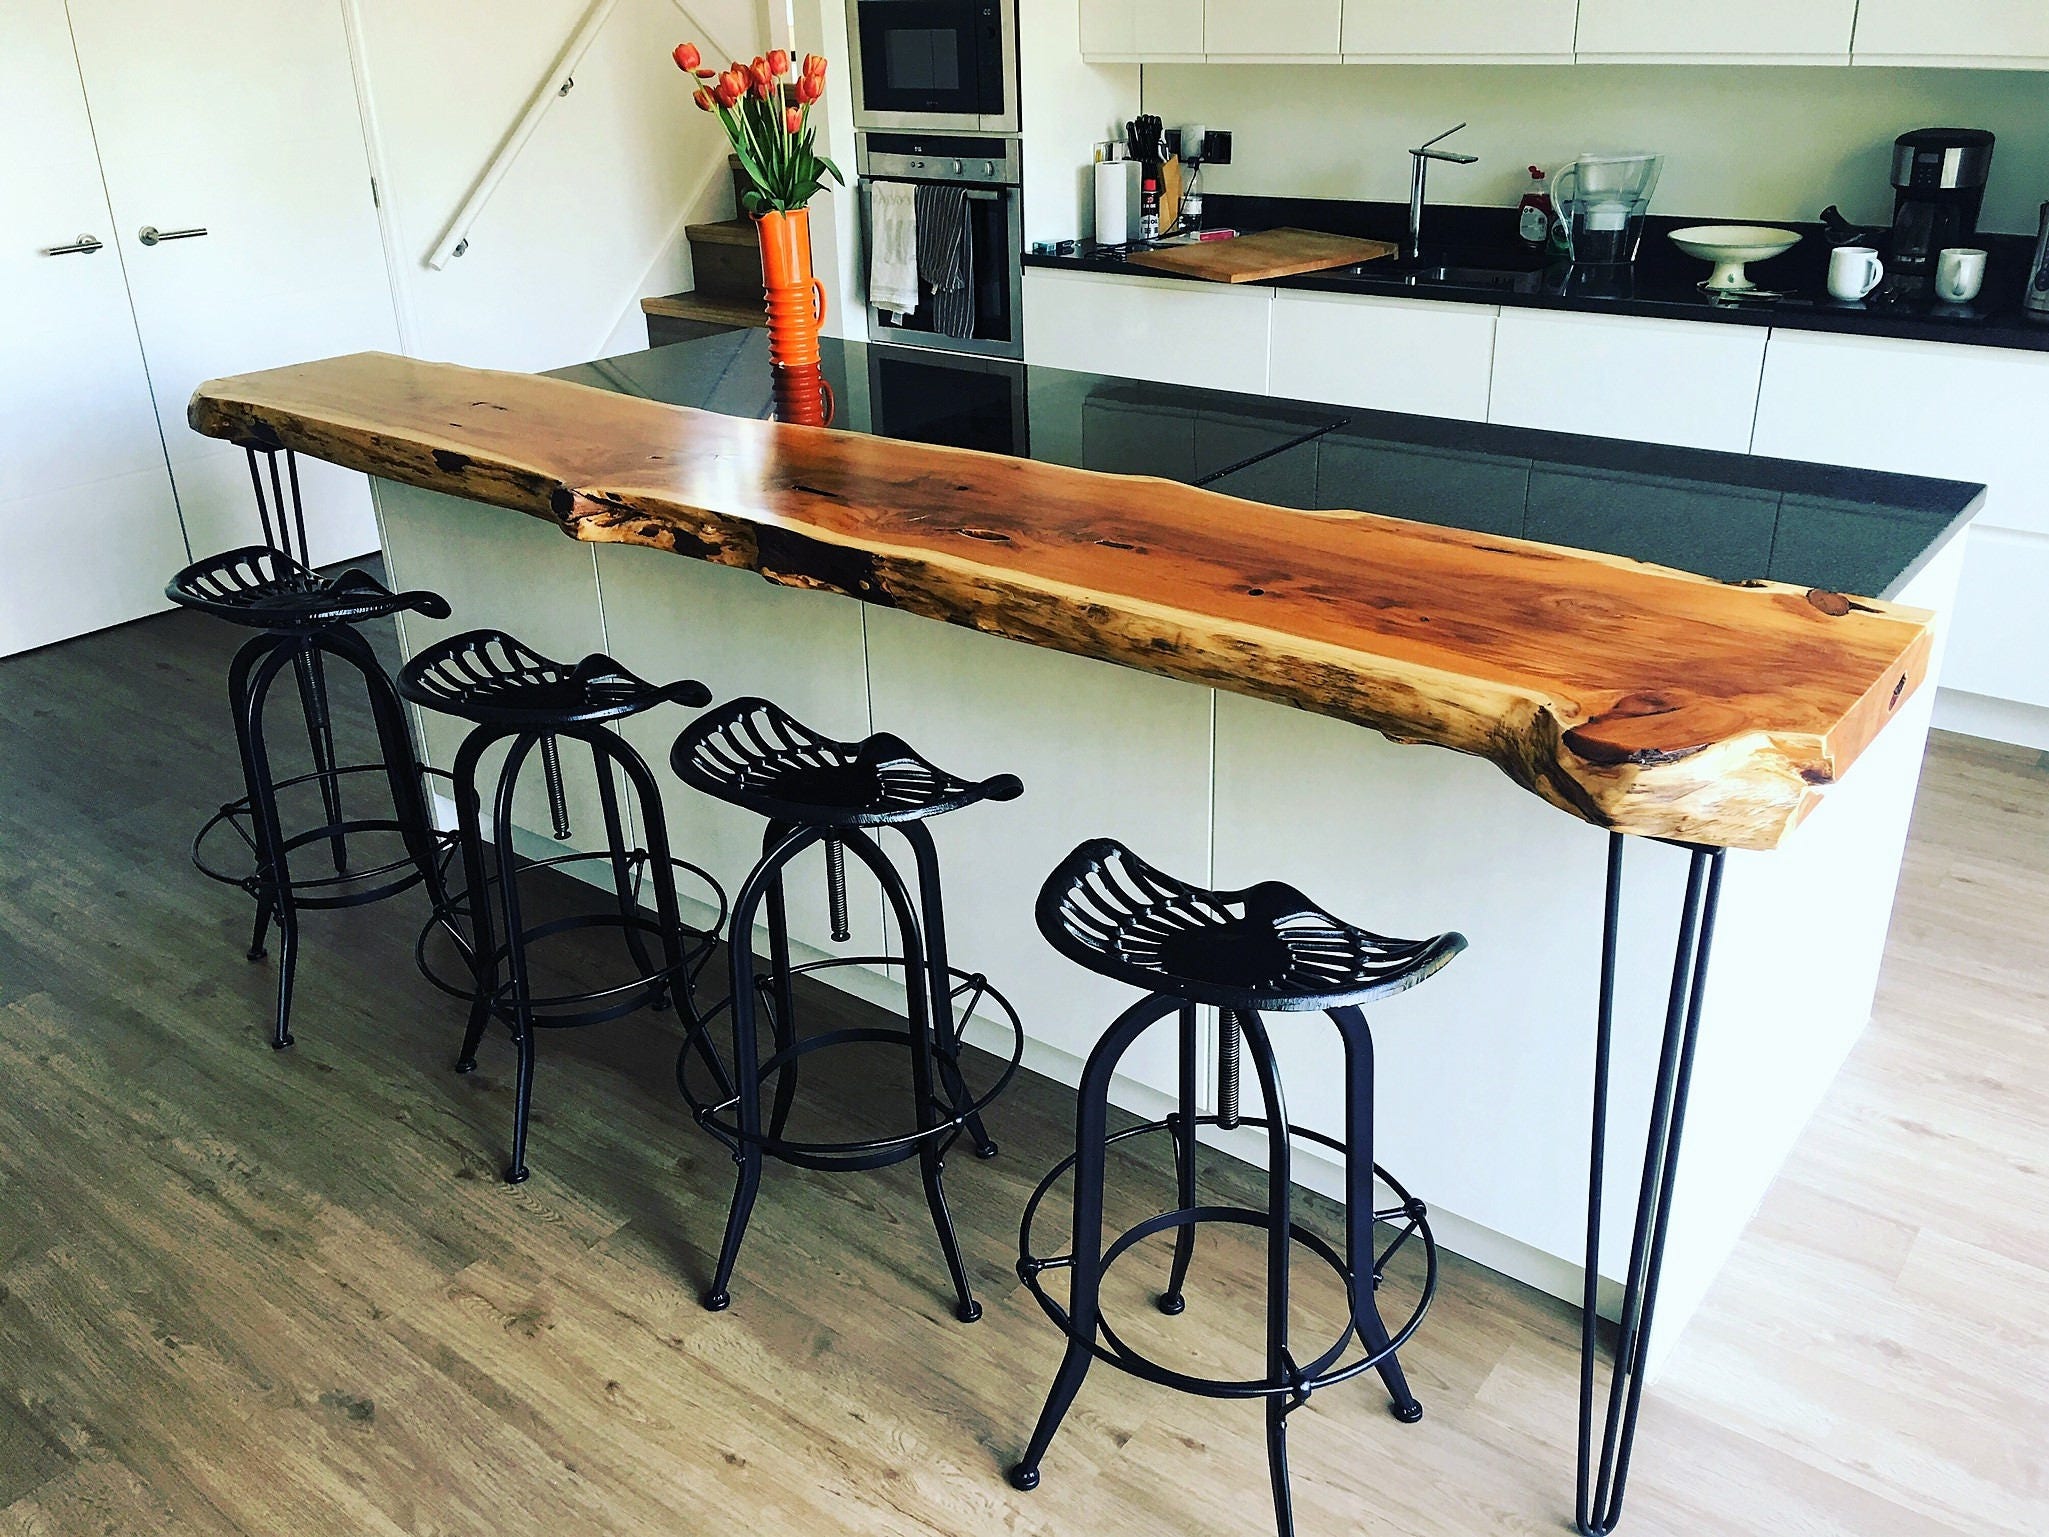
<box><xmin>858</xmin><ymin>132</ymin><xmax>1023</xmax><ymax>359</ymax></box>
<box><xmin>846</xmin><ymin>0</ymin><xmax>1018</xmax><ymax>133</ymax></box>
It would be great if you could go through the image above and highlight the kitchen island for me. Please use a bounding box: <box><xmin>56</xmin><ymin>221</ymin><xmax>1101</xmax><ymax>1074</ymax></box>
<box><xmin>189</xmin><ymin>331</ymin><xmax>1979</xmax><ymax>1532</ymax></box>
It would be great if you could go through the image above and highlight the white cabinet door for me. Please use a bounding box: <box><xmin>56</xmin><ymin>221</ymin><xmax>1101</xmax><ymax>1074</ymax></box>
<box><xmin>1341</xmin><ymin>0</ymin><xmax>1575</xmax><ymax>61</ymax></box>
<box><xmin>1024</xmin><ymin>268</ymin><xmax>1274</xmax><ymax>392</ymax></box>
<box><xmin>1853</xmin><ymin>0</ymin><xmax>2049</xmax><ymax>65</ymax></box>
<box><xmin>1576</xmin><ymin>0</ymin><xmax>1857</xmax><ymax>61</ymax></box>
<box><xmin>1488</xmin><ymin>310</ymin><xmax>1768</xmax><ymax>452</ymax></box>
<box><xmin>1751</xmin><ymin>330</ymin><xmax>2049</xmax><ymax>537</ymax></box>
<box><xmin>1</xmin><ymin>0</ymin><xmax>189</xmax><ymax>657</ymax></box>
<box><xmin>1271</xmin><ymin>291</ymin><xmax>1497</xmax><ymax>421</ymax></box>
<box><xmin>1079</xmin><ymin>0</ymin><xmax>1206</xmax><ymax>60</ymax></box>
<box><xmin>1941</xmin><ymin>527</ymin><xmax>2049</xmax><ymax>710</ymax></box>
<box><xmin>865</xmin><ymin>608</ymin><xmax>1214</xmax><ymax>1098</ymax></box>
<box><xmin>67</xmin><ymin>0</ymin><xmax>400</xmax><ymax>567</ymax></box>
<box><xmin>1207</xmin><ymin>0</ymin><xmax>1342</xmax><ymax>58</ymax></box>
<box><xmin>1751</xmin><ymin>328</ymin><xmax>2049</xmax><ymax>714</ymax></box>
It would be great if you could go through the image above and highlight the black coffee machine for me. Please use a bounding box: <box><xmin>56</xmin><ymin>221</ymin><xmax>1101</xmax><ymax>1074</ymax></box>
<box><xmin>1886</xmin><ymin>127</ymin><xmax>1994</xmax><ymax>295</ymax></box>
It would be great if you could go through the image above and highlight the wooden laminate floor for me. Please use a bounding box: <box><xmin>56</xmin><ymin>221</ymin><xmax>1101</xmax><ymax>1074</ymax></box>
<box><xmin>1</xmin><ymin>603</ymin><xmax>2043</xmax><ymax>1536</ymax></box>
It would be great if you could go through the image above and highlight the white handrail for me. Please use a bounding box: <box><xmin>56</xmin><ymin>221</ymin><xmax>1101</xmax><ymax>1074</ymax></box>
<box><xmin>426</xmin><ymin>0</ymin><xmax>750</xmax><ymax>272</ymax></box>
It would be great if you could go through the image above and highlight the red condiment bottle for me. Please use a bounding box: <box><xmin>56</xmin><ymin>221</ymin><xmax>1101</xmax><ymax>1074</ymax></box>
<box><xmin>1518</xmin><ymin>165</ymin><xmax>1555</xmax><ymax>250</ymax></box>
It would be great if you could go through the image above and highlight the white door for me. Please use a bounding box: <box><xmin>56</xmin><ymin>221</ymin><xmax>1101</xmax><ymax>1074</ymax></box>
<box><xmin>66</xmin><ymin>0</ymin><xmax>400</xmax><ymax>566</ymax></box>
<box><xmin>1</xmin><ymin>0</ymin><xmax>190</xmax><ymax>657</ymax></box>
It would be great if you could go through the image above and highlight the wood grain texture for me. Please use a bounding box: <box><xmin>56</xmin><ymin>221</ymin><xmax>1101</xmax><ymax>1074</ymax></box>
<box><xmin>1123</xmin><ymin>227</ymin><xmax>1398</xmax><ymax>283</ymax></box>
<box><xmin>187</xmin><ymin>352</ymin><xmax>1937</xmax><ymax>850</ymax></box>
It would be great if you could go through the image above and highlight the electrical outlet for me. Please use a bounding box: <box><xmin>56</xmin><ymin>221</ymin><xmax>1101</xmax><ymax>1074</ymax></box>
<box><xmin>1204</xmin><ymin>131</ymin><xmax>1232</xmax><ymax>166</ymax></box>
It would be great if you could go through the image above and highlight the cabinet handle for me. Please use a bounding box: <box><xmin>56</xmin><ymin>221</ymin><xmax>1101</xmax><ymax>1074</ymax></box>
<box><xmin>43</xmin><ymin>234</ymin><xmax>105</xmax><ymax>255</ymax></box>
<box><xmin>139</xmin><ymin>225</ymin><xmax>208</xmax><ymax>246</ymax></box>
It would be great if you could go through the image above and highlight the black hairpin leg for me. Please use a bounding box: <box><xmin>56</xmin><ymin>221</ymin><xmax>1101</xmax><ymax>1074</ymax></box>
<box><xmin>1576</xmin><ymin>833</ymin><xmax>1726</xmax><ymax>1536</ymax></box>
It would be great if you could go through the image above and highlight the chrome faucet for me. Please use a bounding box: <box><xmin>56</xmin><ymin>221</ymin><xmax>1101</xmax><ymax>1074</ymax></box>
<box><xmin>1407</xmin><ymin>123</ymin><xmax>1478</xmax><ymax>262</ymax></box>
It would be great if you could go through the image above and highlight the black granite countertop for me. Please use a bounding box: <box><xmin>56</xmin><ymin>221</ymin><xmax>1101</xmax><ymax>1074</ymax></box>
<box><xmin>1026</xmin><ymin>196</ymin><xmax>2049</xmax><ymax>355</ymax></box>
<box><xmin>557</xmin><ymin>329</ymin><xmax>1983</xmax><ymax>602</ymax></box>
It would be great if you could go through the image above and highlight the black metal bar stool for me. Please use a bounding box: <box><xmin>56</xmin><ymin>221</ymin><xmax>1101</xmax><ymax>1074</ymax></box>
<box><xmin>669</xmin><ymin>697</ymin><xmax>1026</xmax><ymax>1321</ymax></box>
<box><xmin>170</xmin><ymin>443</ymin><xmax>453</xmax><ymax>1050</ymax></box>
<box><xmin>399</xmin><ymin>629</ymin><xmax>727</xmax><ymax>1184</ymax></box>
<box><xmin>1010</xmin><ymin>839</ymin><xmax>1466</xmax><ymax>1537</ymax></box>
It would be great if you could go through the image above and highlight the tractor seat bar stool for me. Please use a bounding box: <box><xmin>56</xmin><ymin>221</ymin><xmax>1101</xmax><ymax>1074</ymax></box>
<box><xmin>1011</xmin><ymin>838</ymin><xmax>1466</xmax><ymax>1537</ymax></box>
<box><xmin>399</xmin><ymin>629</ymin><xmax>727</xmax><ymax>1184</ymax></box>
<box><xmin>170</xmin><ymin>442</ymin><xmax>454</xmax><ymax>1051</ymax></box>
<box><xmin>668</xmin><ymin>696</ymin><xmax>1026</xmax><ymax>1321</ymax></box>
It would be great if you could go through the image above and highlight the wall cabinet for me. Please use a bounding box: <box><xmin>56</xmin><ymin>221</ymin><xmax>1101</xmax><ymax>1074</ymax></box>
<box><xmin>1024</xmin><ymin>268</ymin><xmax>1274</xmax><ymax>393</ymax></box>
<box><xmin>1206</xmin><ymin>0</ymin><xmax>1342</xmax><ymax>59</ymax></box>
<box><xmin>1853</xmin><ymin>0</ymin><xmax>2049</xmax><ymax>66</ymax></box>
<box><xmin>1487</xmin><ymin>310</ymin><xmax>1768</xmax><ymax>453</ymax></box>
<box><xmin>1079</xmin><ymin>0</ymin><xmax>1206</xmax><ymax>61</ymax></box>
<box><xmin>1574</xmin><ymin>0</ymin><xmax>1857</xmax><ymax>61</ymax></box>
<box><xmin>1270</xmin><ymin>291</ymin><xmax>1496</xmax><ymax>421</ymax></box>
<box><xmin>1340</xmin><ymin>0</ymin><xmax>1576</xmax><ymax>61</ymax></box>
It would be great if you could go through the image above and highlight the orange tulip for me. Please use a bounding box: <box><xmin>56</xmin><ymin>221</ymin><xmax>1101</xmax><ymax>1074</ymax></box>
<box><xmin>749</xmin><ymin>57</ymin><xmax>771</xmax><ymax>86</ymax></box>
<box><xmin>714</xmin><ymin>72</ymin><xmax>744</xmax><ymax>108</ymax></box>
<box><xmin>795</xmin><ymin>72</ymin><xmax>822</xmax><ymax>104</ymax></box>
<box><xmin>721</xmin><ymin>66</ymin><xmax>748</xmax><ymax>100</ymax></box>
<box><xmin>802</xmin><ymin>53</ymin><xmax>825</xmax><ymax>78</ymax></box>
<box><xmin>695</xmin><ymin>68</ymin><xmax>716</xmax><ymax>80</ymax></box>
<box><xmin>693</xmin><ymin>87</ymin><xmax>713</xmax><ymax>112</ymax></box>
<box><xmin>785</xmin><ymin>106</ymin><xmax>802</xmax><ymax>133</ymax></box>
<box><xmin>672</xmin><ymin>42</ymin><xmax>701</xmax><ymax>71</ymax></box>
<box><xmin>767</xmin><ymin>48</ymin><xmax>791</xmax><ymax>77</ymax></box>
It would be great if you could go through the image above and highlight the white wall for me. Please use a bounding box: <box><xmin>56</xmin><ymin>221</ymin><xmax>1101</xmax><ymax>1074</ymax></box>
<box><xmin>1140</xmin><ymin>63</ymin><xmax>2049</xmax><ymax>231</ymax></box>
<box><xmin>347</xmin><ymin>0</ymin><xmax>762</xmax><ymax>371</ymax></box>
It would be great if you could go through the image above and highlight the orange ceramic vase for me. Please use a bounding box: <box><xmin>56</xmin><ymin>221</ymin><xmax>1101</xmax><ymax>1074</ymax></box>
<box><xmin>757</xmin><ymin>207</ymin><xmax>832</xmax><ymax>425</ymax></box>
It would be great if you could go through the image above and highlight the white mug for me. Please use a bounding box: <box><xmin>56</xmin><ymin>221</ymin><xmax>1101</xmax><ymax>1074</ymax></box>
<box><xmin>1827</xmin><ymin>245</ymin><xmax>1884</xmax><ymax>302</ymax></box>
<box><xmin>1935</xmin><ymin>246</ymin><xmax>1987</xmax><ymax>305</ymax></box>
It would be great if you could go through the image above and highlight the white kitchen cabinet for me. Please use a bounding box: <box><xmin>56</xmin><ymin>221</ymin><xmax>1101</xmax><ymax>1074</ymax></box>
<box><xmin>1941</xmin><ymin>527</ymin><xmax>2049</xmax><ymax>711</ymax></box>
<box><xmin>1487</xmin><ymin>310</ymin><xmax>1768</xmax><ymax>452</ymax></box>
<box><xmin>1078</xmin><ymin>0</ymin><xmax>1206</xmax><ymax>61</ymax></box>
<box><xmin>594</xmin><ymin>544</ymin><xmax>884</xmax><ymax>957</ymax></box>
<box><xmin>1270</xmin><ymin>291</ymin><xmax>1497</xmax><ymax>421</ymax></box>
<box><xmin>1751</xmin><ymin>330</ymin><xmax>2049</xmax><ymax>537</ymax></box>
<box><xmin>1752</xmin><ymin>329</ymin><xmax>2049</xmax><ymax>714</ymax></box>
<box><xmin>2</xmin><ymin>0</ymin><xmax>191</xmax><ymax>658</ymax></box>
<box><xmin>865</xmin><ymin>607</ymin><xmax>1214</xmax><ymax>1097</ymax></box>
<box><xmin>1341</xmin><ymin>0</ymin><xmax>1575</xmax><ymax>61</ymax></box>
<box><xmin>1575</xmin><ymin>0</ymin><xmax>1858</xmax><ymax>61</ymax></box>
<box><xmin>1024</xmin><ymin>267</ymin><xmax>1274</xmax><ymax>393</ymax></box>
<box><xmin>1852</xmin><ymin>0</ymin><xmax>2049</xmax><ymax>66</ymax></box>
<box><xmin>1206</xmin><ymin>0</ymin><xmax>1342</xmax><ymax>59</ymax></box>
<box><xmin>67</xmin><ymin>0</ymin><xmax>400</xmax><ymax>566</ymax></box>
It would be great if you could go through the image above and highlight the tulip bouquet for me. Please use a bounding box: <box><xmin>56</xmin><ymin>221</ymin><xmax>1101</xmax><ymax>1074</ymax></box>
<box><xmin>675</xmin><ymin>43</ymin><xmax>843</xmax><ymax>215</ymax></box>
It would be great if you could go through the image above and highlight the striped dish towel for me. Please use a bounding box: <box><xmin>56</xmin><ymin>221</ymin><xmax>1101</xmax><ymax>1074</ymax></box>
<box><xmin>869</xmin><ymin>180</ymin><xmax>920</xmax><ymax>316</ymax></box>
<box><xmin>915</xmin><ymin>183</ymin><xmax>975</xmax><ymax>340</ymax></box>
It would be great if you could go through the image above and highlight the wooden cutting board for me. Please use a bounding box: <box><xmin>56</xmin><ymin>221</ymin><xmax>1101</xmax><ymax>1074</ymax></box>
<box><xmin>1124</xmin><ymin>227</ymin><xmax>1398</xmax><ymax>283</ymax></box>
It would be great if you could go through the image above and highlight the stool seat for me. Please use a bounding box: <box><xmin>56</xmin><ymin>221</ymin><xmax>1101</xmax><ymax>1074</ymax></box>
<box><xmin>671</xmin><ymin>696</ymin><xmax>1022</xmax><ymax>828</ymax></box>
<box><xmin>1037</xmin><ymin>839</ymin><xmax>1464</xmax><ymax>1013</ymax></box>
<box><xmin>168</xmin><ymin>546</ymin><xmax>450</xmax><ymax>630</ymax></box>
<box><xmin>398</xmin><ymin>629</ymin><xmax>710</xmax><ymax>727</ymax></box>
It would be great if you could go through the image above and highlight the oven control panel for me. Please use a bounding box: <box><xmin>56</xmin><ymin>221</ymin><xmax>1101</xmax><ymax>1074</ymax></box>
<box><xmin>857</xmin><ymin>133</ymin><xmax>1020</xmax><ymax>186</ymax></box>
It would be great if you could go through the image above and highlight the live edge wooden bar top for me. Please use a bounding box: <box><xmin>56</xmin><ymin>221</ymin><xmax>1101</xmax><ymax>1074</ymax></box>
<box><xmin>189</xmin><ymin>352</ymin><xmax>1938</xmax><ymax>852</ymax></box>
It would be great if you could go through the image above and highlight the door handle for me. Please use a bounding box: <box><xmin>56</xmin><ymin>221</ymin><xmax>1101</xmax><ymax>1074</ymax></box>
<box><xmin>139</xmin><ymin>225</ymin><xmax>208</xmax><ymax>246</ymax></box>
<box><xmin>43</xmin><ymin>234</ymin><xmax>105</xmax><ymax>255</ymax></box>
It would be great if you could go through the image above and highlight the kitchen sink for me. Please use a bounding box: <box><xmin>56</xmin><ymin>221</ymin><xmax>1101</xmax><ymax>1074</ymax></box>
<box><xmin>1342</xmin><ymin>261</ymin><xmax>1544</xmax><ymax>292</ymax></box>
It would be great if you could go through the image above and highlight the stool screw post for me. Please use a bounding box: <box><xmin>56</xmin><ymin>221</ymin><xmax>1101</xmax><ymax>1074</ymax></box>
<box><xmin>538</xmin><ymin>734</ymin><xmax>572</xmax><ymax>840</ymax></box>
<box><xmin>1218</xmin><ymin>1009</ymin><xmax>1245</xmax><ymax>1131</ymax></box>
<box><xmin>824</xmin><ymin>836</ymin><xmax>851</xmax><ymax>942</ymax></box>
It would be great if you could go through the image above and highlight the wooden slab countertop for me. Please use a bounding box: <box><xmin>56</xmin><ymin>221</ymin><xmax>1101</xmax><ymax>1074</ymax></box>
<box><xmin>189</xmin><ymin>353</ymin><xmax>1938</xmax><ymax>851</ymax></box>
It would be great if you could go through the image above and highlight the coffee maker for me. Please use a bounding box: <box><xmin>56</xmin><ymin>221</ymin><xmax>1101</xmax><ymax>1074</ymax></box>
<box><xmin>1886</xmin><ymin>128</ymin><xmax>1994</xmax><ymax>295</ymax></box>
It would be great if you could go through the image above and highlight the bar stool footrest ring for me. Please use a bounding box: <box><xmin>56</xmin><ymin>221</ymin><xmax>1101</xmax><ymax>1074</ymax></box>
<box><xmin>677</xmin><ymin>954</ymin><xmax>1024</xmax><ymax>1171</ymax></box>
<box><xmin>1016</xmin><ymin>1112</ymin><xmax>1437</xmax><ymax>1402</ymax></box>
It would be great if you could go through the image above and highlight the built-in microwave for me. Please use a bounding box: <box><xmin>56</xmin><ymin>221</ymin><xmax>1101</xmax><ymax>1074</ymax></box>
<box><xmin>846</xmin><ymin>0</ymin><xmax>1018</xmax><ymax>134</ymax></box>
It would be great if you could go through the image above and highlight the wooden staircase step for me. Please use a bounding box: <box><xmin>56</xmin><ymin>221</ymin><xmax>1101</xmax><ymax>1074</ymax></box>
<box><xmin>686</xmin><ymin>219</ymin><xmax>756</xmax><ymax>248</ymax></box>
